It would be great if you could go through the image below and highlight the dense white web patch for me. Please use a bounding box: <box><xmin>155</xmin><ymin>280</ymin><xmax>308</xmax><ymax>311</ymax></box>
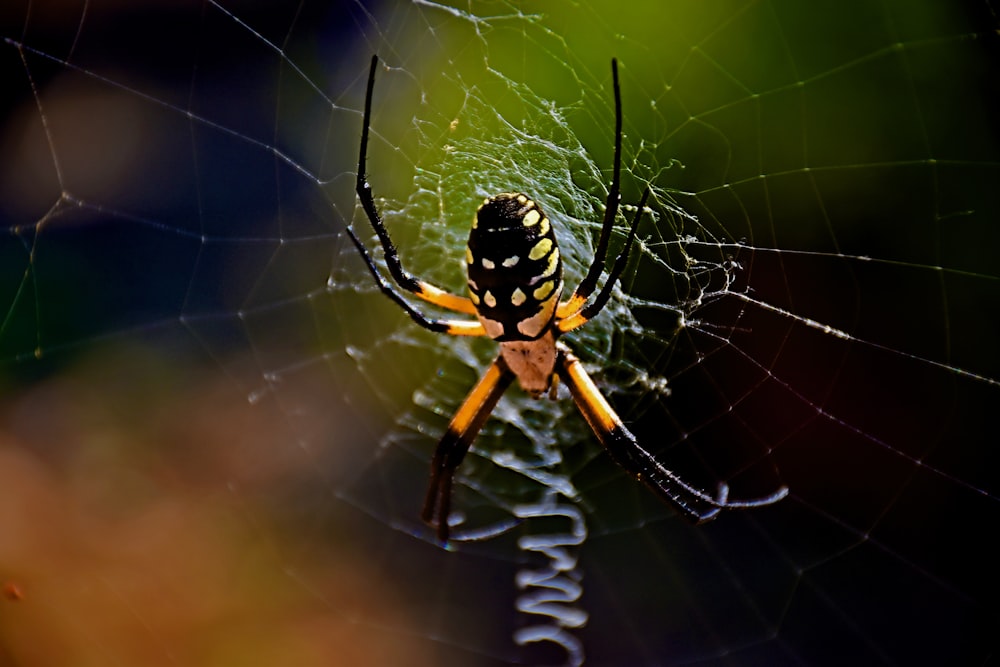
<box><xmin>1</xmin><ymin>0</ymin><xmax>999</xmax><ymax>665</ymax></box>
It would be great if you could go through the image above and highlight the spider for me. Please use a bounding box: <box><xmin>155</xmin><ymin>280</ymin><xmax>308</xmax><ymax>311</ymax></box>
<box><xmin>348</xmin><ymin>55</ymin><xmax>788</xmax><ymax>543</ymax></box>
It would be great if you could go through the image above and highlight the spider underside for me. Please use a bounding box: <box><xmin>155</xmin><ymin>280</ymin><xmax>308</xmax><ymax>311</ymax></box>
<box><xmin>348</xmin><ymin>54</ymin><xmax>788</xmax><ymax>543</ymax></box>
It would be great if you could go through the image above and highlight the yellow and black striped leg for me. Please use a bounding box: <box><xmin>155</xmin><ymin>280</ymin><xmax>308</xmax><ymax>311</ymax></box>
<box><xmin>555</xmin><ymin>343</ymin><xmax>788</xmax><ymax>522</ymax></box>
<box><xmin>355</xmin><ymin>55</ymin><xmax>478</xmax><ymax>318</ymax></box>
<box><xmin>560</xmin><ymin>58</ymin><xmax>625</xmax><ymax>317</ymax></box>
<box><xmin>422</xmin><ymin>357</ymin><xmax>516</xmax><ymax>543</ymax></box>
<box><xmin>345</xmin><ymin>224</ymin><xmax>486</xmax><ymax>336</ymax></box>
<box><xmin>558</xmin><ymin>186</ymin><xmax>649</xmax><ymax>333</ymax></box>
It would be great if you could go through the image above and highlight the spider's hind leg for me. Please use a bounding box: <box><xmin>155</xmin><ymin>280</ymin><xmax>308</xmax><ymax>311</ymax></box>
<box><xmin>555</xmin><ymin>343</ymin><xmax>788</xmax><ymax>522</ymax></box>
<box><xmin>422</xmin><ymin>357</ymin><xmax>515</xmax><ymax>543</ymax></box>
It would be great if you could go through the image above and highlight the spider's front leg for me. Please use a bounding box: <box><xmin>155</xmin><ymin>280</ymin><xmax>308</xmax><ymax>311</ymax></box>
<box><xmin>355</xmin><ymin>54</ymin><xmax>479</xmax><ymax>318</ymax></box>
<box><xmin>422</xmin><ymin>357</ymin><xmax>515</xmax><ymax>543</ymax></box>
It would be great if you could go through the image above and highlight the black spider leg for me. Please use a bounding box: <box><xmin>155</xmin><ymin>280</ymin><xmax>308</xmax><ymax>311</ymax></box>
<box><xmin>343</xmin><ymin>226</ymin><xmax>477</xmax><ymax>334</ymax></box>
<box><xmin>355</xmin><ymin>54</ymin><xmax>422</xmax><ymax>295</ymax></box>
<box><xmin>567</xmin><ymin>58</ymin><xmax>624</xmax><ymax>307</ymax></box>
<box><xmin>556</xmin><ymin>344</ymin><xmax>789</xmax><ymax>522</ymax></box>
<box><xmin>558</xmin><ymin>186</ymin><xmax>649</xmax><ymax>332</ymax></box>
<box><xmin>421</xmin><ymin>357</ymin><xmax>516</xmax><ymax>543</ymax></box>
<box><xmin>348</xmin><ymin>55</ymin><xmax>482</xmax><ymax>335</ymax></box>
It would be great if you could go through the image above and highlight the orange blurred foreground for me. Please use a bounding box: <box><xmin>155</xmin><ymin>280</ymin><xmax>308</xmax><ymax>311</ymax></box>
<box><xmin>0</xmin><ymin>351</ymin><xmax>434</xmax><ymax>667</ymax></box>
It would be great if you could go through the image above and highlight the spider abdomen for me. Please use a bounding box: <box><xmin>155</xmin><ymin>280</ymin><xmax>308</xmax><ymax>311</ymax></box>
<box><xmin>467</xmin><ymin>193</ymin><xmax>563</xmax><ymax>341</ymax></box>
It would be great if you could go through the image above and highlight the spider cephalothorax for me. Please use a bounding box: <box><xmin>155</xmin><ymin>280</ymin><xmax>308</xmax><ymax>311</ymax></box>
<box><xmin>347</xmin><ymin>55</ymin><xmax>788</xmax><ymax>543</ymax></box>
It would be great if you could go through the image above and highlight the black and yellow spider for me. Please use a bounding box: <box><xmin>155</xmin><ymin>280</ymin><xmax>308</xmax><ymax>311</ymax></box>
<box><xmin>348</xmin><ymin>55</ymin><xmax>787</xmax><ymax>543</ymax></box>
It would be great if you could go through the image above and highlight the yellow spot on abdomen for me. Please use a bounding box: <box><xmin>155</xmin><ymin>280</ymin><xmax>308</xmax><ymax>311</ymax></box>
<box><xmin>511</xmin><ymin>288</ymin><xmax>526</xmax><ymax>306</ymax></box>
<box><xmin>540</xmin><ymin>248</ymin><xmax>559</xmax><ymax>278</ymax></box>
<box><xmin>533</xmin><ymin>280</ymin><xmax>556</xmax><ymax>302</ymax></box>
<box><xmin>529</xmin><ymin>238</ymin><xmax>553</xmax><ymax>261</ymax></box>
<box><xmin>523</xmin><ymin>209</ymin><xmax>541</xmax><ymax>226</ymax></box>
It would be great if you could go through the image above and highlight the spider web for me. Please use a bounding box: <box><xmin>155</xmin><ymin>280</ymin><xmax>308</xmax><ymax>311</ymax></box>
<box><xmin>2</xmin><ymin>0</ymin><xmax>999</xmax><ymax>665</ymax></box>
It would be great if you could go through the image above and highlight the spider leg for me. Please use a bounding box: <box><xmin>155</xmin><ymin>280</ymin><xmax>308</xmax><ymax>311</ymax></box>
<box><xmin>559</xmin><ymin>58</ymin><xmax>624</xmax><ymax>318</ymax></box>
<box><xmin>558</xmin><ymin>186</ymin><xmax>649</xmax><ymax>333</ymax></box>
<box><xmin>345</xmin><ymin>224</ymin><xmax>486</xmax><ymax>336</ymax></box>
<box><xmin>555</xmin><ymin>343</ymin><xmax>788</xmax><ymax>522</ymax></box>
<box><xmin>422</xmin><ymin>356</ymin><xmax>516</xmax><ymax>543</ymax></box>
<box><xmin>356</xmin><ymin>55</ymin><xmax>477</xmax><ymax>317</ymax></box>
